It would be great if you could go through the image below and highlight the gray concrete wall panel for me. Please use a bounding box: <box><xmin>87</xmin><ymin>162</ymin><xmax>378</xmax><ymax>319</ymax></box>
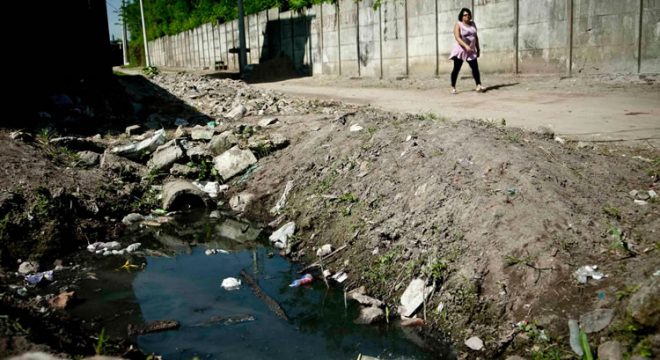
<box><xmin>518</xmin><ymin>0</ymin><xmax>568</xmax><ymax>73</ymax></box>
<box><xmin>321</xmin><ymin>3</ymin><xmax>341</xmax><ymax>75</ymax></box>
<box><xmin>339</xmin><ymin>0</ymin><xmax>360</xmax><ymax>76</ymax></box>
<box><xmin>572</xmin><ymin>0</ymin><xmax>639</xmax><ymax>73</ymax></box>
<box><xmin>641</xmin><ymin>0</ymin><xmax>660</xmax><ymax>72</ymax></box>
<box><xmin>358</xmin><ymin>0</ymin><xmax>381</xmax><ymax>77</ymax></box>
<box><xmin>474</xmin><ymin>0</ymin><xmax>515</xmax><ymax>73</ymax></box>
<box><xmin>381</xmin><ymin>0</ymin><xmax>407</xmax><ymax>77</ymax></box>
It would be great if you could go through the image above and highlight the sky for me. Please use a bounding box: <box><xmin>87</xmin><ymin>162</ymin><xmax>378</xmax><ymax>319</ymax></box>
<box><xmin>106</xmin><ymin>0</ymin><xmax>125</xmax><ymax>41</ymax></box>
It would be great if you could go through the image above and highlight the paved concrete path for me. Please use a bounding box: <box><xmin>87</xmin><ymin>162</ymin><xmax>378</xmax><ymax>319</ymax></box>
<box><xmin>254</xmin><ymin>76</ymin><xmax>660</xmax><ymax>146</ymax></box>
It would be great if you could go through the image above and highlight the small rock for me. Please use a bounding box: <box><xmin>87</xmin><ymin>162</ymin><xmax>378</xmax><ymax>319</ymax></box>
<box><xmin>258</xmin><ymin>117</ymin><xmax>279</xmax><ymax>127</ymax></box>
<box><xmin>126</xmin><ymin>125</ymin><xmax>142</xmax><ymax>136</ymax></box>
<box><xmin>579</xmin><ymin>308</ymin><xmax>614</xmax><ymax>333</ymax></box>
<box><xmin>628</xmin><ymin>277</ymin><xmax>659</xmax><ymax>327</ymax></box>
<box><xmin>77</xmin><ymin>151</ymin><xmax>100</xmax><ymax>167</ymax></box>
<box><xmin>316</xmin><ymin>244</ymin><xmax>333</xmax><ymax>257</ymax></box>
<box><xmin>465</xmin><ymin>336</ymin><xmax>484</xmax><ymax>351</ymax></box>
<box><xmin>18</xmin><ymin>261</ymin><xmax>39</xmax><ymax>274</ymax></box>
<box><xmin>598</xmin><ymin>340</ymin><xmax>623</xmax><ymax>360</ymax></box>
<box><xmin>354</xmin><ymin>307</ymin><xmax>384</xmax><ymax>324</ymax></box>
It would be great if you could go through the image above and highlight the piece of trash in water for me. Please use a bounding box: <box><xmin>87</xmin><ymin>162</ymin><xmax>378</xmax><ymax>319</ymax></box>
<box><xmin>25</xmin><ymin>270</ymin><xmax>54</xmax><ymax>285</ymax></box>
<box><xmin>221</xmin><ymin>277</ymin><xmax>241</xmax><ymax>291</ymax></box>
<box><xmin>574</xmin><ymin>265</ymin><xmax>606</xmax><ymax>284</ymax></box>
<box><xmin>597</xmin><ymin>291</ymin><xmax>606</xmax><ymax>300</ymax></box>
<box><xmin>205</xmin><ymin>248</ymin><xmax>229</xmax><ymax>256</ymax></box>
<box><xmin>289</xmin><ymin>273</ymin><xmax>313</xmax><ymax>287</ymax></box>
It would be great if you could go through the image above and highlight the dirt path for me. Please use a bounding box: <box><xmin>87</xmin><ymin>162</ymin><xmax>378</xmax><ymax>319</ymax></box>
<box><xmin>253</xmin><ymin>75</ymin><xmax>660</xmax><ymax>146</ymax></box>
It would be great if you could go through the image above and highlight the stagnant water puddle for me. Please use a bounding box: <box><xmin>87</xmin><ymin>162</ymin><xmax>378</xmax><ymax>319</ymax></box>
<box><xmin>73</xmin><ymin>211</ymin><xmax>450</xmax><ymax>359</ymax></box>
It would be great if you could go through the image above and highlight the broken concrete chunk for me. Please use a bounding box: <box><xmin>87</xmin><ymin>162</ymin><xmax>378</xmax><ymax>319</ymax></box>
<box><xmin>229</xmin><ymin>192</ymin><xmax>255</xmax><ymax>212</ymax></box>
<box><xmin>269</xmin><ymin>133</ymin><xmax>289</xmax><ymax>149</ymax></box>
<box><xmin>77</xmin><ymin>151</ymin><xmax>100</xmax><ymax>167</ymax></box>
<box><xmin>217</xmin><ymin>218</ymin><xmax>262</xmax><ymax>243</ymax></box>
<box><xmin>147</xmin><ymin>140</ymin><xmax>184</xmax><ymax>172</ymax></box>
<box><xmin>598</xmin><ymin>340</ymin><xmax>623</xmax><ymax>360</ymax></box>
<box><xmin>170</xmin><ymin>163</ymin><xmax>199</xmax><ymax>177</ymax></box>
<box><xmin>227</xmin><ymin>104</ymin><xmax>247</xmax><ymax>120</ymax></box>
<box><xmin>212</xmin><ymin>146</ymin><xmax>257</xmax><ymax>181</ymax></box>
<box><xmin>399</xmin><ymin>278</ymin><xmax>433</xmax><ymax>317</ymax></box>
<box><xmin>191</xmin><ymin>126</ymin><xmax>215</xmax><ymax>140</ymax></box>
<box><xmin>258</xmin><ymin>117</ymin><xmax>279</xmax><ymax>127</ymax></box>
<box><xmin>208</xmin><ymin>131</ymin><xmax>238</xmax><ymax>155</ymax></box>
<box><xmin>269</xmin><ymin>222</ymin><xmax>295</xmax><ymax>249</ymax></box>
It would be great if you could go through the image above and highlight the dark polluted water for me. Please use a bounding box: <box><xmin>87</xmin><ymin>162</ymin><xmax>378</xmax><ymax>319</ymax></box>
<box><xmin>74</xmin><ymin>211</ymin><xmax>452</xmax><ymax>359</ymax></box>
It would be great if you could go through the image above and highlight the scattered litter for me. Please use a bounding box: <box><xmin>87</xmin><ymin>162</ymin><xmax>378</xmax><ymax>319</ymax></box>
<box><xmin>87</xmin><ymin>241</ymin><xmax>121</xmax><ymax>253</ymax></box>
<box><xmin>192</xmin><ymin>181</ymin><xmax>227</xmax><ymax>198</ymax></box>
<box><xmin>221</xmin><ymin>277</ymin><xmax>242</xmax><ymax>291</ymax></box>
<box><xmin>634</xmin><ymin>199</ymin><xmax>647</xmax><ymax>205</ymax></box>
<box><xmin>323</xmin><ymin>269</ymin><xmax>332</xmax><ymax>278</ymax></box>
<box><xmin>554</xmin><ymin>136</ymin><xmax>565</xmax><ymax>144</ymax></box>
<box><xmin>289</xmin><ymin>274</ymin><xmax>313</xmax><ymax>287</ymax></box>
<box><xmin>654</xmin><ymin>270</ymin><xmax>660</xmax><ymax>277</ymax></box>
<box><xmin>25</xmin><ymin>270</ymin><xmax>54</xmax><ymax>285</ymax></box>
<box><xmin>331</xmin><ymin>271</ymin><xmax>348</xmax><ymax>283</ymax></box>
<box><xmin>648</xmin><ymin>190</ymin><xmax>657</xmax><ymax>199</ymax></box>
<box><xmin>575</xmin><ymin>265</ymin><xmax>606</xmax><ymax>284</ymax></box>
<box><xmin>350</xmin><ymin>124</ymin><xmax>363</xmax><ymax>132</ymax></box>
<box><xmin>205</xmin><ymin>248</ymin><xmax>229</xmax><ymax>256</ymax></box>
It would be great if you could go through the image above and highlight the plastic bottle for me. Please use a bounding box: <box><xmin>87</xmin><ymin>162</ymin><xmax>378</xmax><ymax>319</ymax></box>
<box><xmin>289</xmin><ymin>273</ymin><xmax>313</xmax><ymax>287</ymax></box>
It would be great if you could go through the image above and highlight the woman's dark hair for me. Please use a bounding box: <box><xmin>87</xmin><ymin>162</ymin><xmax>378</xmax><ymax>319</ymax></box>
<box><xmin>458</xmin><ymin>8</ymin><xmax>472</xmax><ymax>21</ymax></box>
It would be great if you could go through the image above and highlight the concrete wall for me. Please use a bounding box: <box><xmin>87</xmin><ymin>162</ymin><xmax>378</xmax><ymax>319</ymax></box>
<box><xmin>149</xmin><ymin>0</ymin><xmax>660</xmax><ymax>77</ymax></box>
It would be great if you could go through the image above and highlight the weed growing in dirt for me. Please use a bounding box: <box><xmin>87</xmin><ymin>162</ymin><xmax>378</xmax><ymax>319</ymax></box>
<box><xmin>252</xmin><ymin>142</ymin><xmax>273</xmax><ymax>158</ymax></box>
<box><xmin>187</xmin><ymin>159</ymin><xmax>220</xmax><ymax>181</ymax></box>
<box><xmin>422</xmin><ymin>259</ymin><xmax>448</xmax><ymax>285</ymax></box>
<box><xmin>602</xmin><ymin>205</ymin><xmax>621</xmax><ymax>219</ymax></box>
<box><xmin>615</xmin><ymin>284</ymin><xmax>640</xmax><ymax>300</ymax></box>
<box><xmin>36</xmin><ymin>128</ymin><xmax>55</xmax><ymax>145</ymax></box>
<box><xmin>504</xmin><ymin>254</ymin><xmax>534</xmax><ymax>267</ymax></box>
<box><xmin>339</xmin><ymin>192</ymin><xmax>359</xmax><ymax>203</ymax></box>
<box><xmin>94</xmin><ymin>328</ymin><xmax>109</xmax><ymax>355</ymax></box>
<box><xmin>506</xmin><ymin>132</ymin><xmax>521</xmax><ymax>143</ymax></box>
<box><xmin>317</xmin><ymin>168</ymin><xmax>339</xmax><ymax>193</ymax></box>
<box><xmin>365</xmin><ymin>248</ymin><xmax>398</xmax><ymax>286</ymax></box>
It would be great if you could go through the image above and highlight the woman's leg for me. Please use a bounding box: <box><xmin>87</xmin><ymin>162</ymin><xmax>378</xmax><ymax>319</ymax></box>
<box><xmin>451</xmin><ymin>58</ymin><xmax>463</xmax><ymax>88</ymax></box>
<box><xmin>467</xmin><ymin>59</ymin><xmax>481</xmax><ymax>86</ymax></box>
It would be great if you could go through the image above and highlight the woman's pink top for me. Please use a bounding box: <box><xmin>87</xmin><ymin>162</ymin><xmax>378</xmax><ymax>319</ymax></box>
<box><xmin>449</xmin><ymin>21</ymin><xmax>478</xmax><ymax>61</ymax></box>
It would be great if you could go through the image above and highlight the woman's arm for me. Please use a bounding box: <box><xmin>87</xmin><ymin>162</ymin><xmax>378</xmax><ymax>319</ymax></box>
<box><xmin>453</xmin><ymin>23</ymin><xmax>470</xmax><ymax>49</ymax></box>
<box><xmin>475</xmin><ymin>34</ymin><xmax>480</xmax><ymax>57</ymax></box>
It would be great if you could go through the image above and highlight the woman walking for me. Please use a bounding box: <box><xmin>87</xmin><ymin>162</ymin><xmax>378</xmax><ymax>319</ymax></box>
<box><xmin>449</xmin><ymin>8</ymin><xmax>484</xmax><ymax>94</ymax></box>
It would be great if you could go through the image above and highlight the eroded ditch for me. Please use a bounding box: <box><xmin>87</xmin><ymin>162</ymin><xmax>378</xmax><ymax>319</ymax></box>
<box><xmin>72</xmin><ymin>210</ymin><xmax>447</xmax><ymax>359</ymax></box>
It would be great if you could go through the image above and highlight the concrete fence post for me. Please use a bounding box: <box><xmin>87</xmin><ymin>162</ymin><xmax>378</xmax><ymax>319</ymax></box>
<box><xmin>356</xmin><ymin>2</ymin><xmax>361</xmax><ymax>77</ymax></box>
<box><xmin>567</xmin><ymin>0</ymin><xmax>573</xmax><ymax>77</ymax></box>
<box><xmin>435</xmin><ymin>0</ymin><xmax>439</xmax><ymax>77</ymax></box>
<box><xmin>637</xmin><ymin>0</ymin><xmax>643</xmax><ymax>73</ymax></box>
<box><xmin>514</xmin><ymin>0</ymin><xmax>519</xmax><ymax>74</ymax></box>
<box><xmin>337</xmin><ymin>2</ymin><xmax>342</xmax><ymax>76</ymax></box>
<box><xmin>379</xmin><ymin>4</ymin><xmax>383</xmax><ymax>79</ymax></box>
<box><xmin>405</xmin><ymin>0</ymin><xmax>409</xmax><ymax>76</ymax></box>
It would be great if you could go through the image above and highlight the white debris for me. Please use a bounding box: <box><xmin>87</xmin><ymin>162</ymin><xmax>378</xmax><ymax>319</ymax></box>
<box><xmin>554</xmin><ymin>136</ymin><xmax>565</xmax><ymax>144</ymax></box>
<box><xmin>205</xmin><ymin>249</ymin><xmax>229</xmax><ymax>256</ymax></box>
<box><xmin>465</xmin><ymin>336</ymin><xmax>484</xmax><ymax>351</ymax></box>
<box><xmin>270</xmin><ymin>180</ymin><xmax>294</xmax><ymax>215</ymax></box>
<box><xmin>221</xmin><ymin>277</ymin><xmax>241</xmax><ymax>291</ymax></box>
<box><xmin>316</xmin><ymin>244</ymin><xmax>333</xmax><ymax>257</ymax></box>
<box><xmin>331</xmin><ymin>271</ymin><xmax>348</xmax><ymax>283</ymax></box>
<box><xmin>350</xmin><ymin>124</ymin><xmax>363</xmax><ymax>132</ymax></box>
<box><xmin>269</xmin><ymin>222</ymin><xmax>295</xmax><ymax>249</ymax></box>
<box><xmin>574</xmin><ymin>265</ymin><xmax>606</xmax><ymax>284</ymax></box>
<box><xmin>634</xmin><ymin>199</ymin><xmax>648</xmax><ymax>205</ymax></box>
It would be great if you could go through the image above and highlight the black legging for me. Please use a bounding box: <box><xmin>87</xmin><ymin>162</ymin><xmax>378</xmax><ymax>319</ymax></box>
<box><xmin>451</xmin><ymin>58</ymin><xmax>481</xmax><ymax>87</ymax></box>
